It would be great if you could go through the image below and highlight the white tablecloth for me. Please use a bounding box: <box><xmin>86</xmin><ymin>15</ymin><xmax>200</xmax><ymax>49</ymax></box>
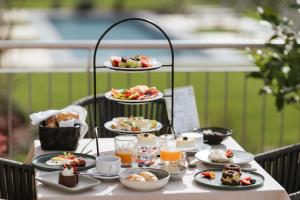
<box><xmin>34</xmin><ymin>137</ymin><xmax>290</xmax><ymax>200</ymax></box>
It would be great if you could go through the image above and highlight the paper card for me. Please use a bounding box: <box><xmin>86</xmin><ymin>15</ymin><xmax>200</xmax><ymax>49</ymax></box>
<box><xmin>164</xmin><ymin>86</ymin><xmax>200</xmax><ymax>134</ymax></box>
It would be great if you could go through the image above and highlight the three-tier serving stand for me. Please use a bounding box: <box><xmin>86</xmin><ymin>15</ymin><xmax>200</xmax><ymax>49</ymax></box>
<box><xmin>92</xmin><ymin>18</ymin><xmax>175</xmax><ymax>156</ymax></box>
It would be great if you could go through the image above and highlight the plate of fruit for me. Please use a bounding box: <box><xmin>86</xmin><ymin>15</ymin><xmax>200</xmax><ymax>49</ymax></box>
<box><xmin>105</xmin><ymin>55</ymin><xmax>162</xmax><ymax>71</ymax></box>
<box><xmin>194</xmin><ymin>164</ymin><xmax>264</xmax><ymax>190</ymax></box>
<box><xmin>105</xmin><ymin>85</ymin><xmax>163</xmax><ymax>103</ymax></box>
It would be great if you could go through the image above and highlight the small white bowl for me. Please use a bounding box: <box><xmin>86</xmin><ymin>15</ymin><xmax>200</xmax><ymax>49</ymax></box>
<box><xmin>119</xmin><ymin>168</ymin><xmax>170</xmax><ymax>191</ymax></box>
<box><xmin>158</xmin><ymin>165</ymin><xmax>187</xmax><ymax>180</ymax></box>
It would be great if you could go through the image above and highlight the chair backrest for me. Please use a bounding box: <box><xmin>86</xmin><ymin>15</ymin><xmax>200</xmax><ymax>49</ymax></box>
<box><xmin>73</xmin><ymin>95</ymin><xmax>171</xmax><ymax>138</ymax></box>
<box><xmin>255</xmin><ymin>143</ymin><xmax>300</xmax><ymax>194</ymax></box>
<box><xmin>0</xmin><ymin>158</ymin><xmax>36</xmax><ymax>200</ymax></box>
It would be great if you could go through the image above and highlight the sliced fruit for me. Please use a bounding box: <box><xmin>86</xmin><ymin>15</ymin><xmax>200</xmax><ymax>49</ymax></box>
<box><xmin>201</xmin><ymin>171</ymin><xmax>216</xmax><ymax>179</ymax></box>
<box><xmin>225</xmin><ymin>149</ymin><xmax>234</xmax><ymax>158</ymax></box>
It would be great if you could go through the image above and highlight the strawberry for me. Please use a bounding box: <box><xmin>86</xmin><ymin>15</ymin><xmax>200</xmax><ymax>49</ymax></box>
<box><xmin>141</xmin><ymin>61</ymin><xmax>150</xmax><ymax>68</ymax></box>
<box><xmin>225</xmin><ymin>149</ymin><xmax>234</xmax><ymax>158</ymax></box>
<box><xmin>111</xmin><ymin>59</ymin><xmax>119</xmax><ymax>67</ymax></box>
<box><xmin>240</xmin><ymin>178</ymin><xmax>251</xmax><ymax>185</ymax></box>
<box><xmin>201</xmin><ymin>171</ymin><xmax>216</xmax><ymax>179</ymax></box>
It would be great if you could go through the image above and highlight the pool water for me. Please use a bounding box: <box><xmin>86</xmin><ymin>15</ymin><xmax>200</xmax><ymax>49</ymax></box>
<box><xmin>51</xmin><ymin>18</ymin><xmax>165</xmax><ymax>40</ymax></box>
<box><xmin>50</xmin><ymin>16</ymin><xmax>202</xmax><ymax>61</ymax></box>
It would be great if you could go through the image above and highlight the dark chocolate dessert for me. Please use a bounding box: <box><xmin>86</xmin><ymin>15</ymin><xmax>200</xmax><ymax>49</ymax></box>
<box><xmin>58</xmin><ymin>165</ymin><xmax>78</xmax><ymax>187</ymax></box>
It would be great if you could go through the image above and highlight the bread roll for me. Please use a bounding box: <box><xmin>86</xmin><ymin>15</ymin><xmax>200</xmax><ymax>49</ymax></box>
<box><xmin>126</xmin><ymin>174</ymin><xmax>145</xmax><ymax>182</ymax></box>
<box><xmin>46</xmin><ymin>116</ymin><xmax>57</xmax><ymax>128</ymax></box>
<box><xmin>55</xmin><ymin>112</ymin><xmax>79</xmax><ymax>122</ymax></box>
<box><xmin>139</xmin><ymin>171</ymin><xmax>158</xmax><ymax>182</ymax></box>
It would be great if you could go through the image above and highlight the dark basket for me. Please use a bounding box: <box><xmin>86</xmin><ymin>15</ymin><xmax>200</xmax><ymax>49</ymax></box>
<box><xmin>39</xmin><ymin>121</ymin><xmax>80</xmax><ymax>151</ymax></box>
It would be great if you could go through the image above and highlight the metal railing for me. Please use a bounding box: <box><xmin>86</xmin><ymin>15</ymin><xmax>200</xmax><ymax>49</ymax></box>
<box><xmin>0</xmin><ymin>40</ymin><xmax>298</xmax><ymax>158</ymax></box>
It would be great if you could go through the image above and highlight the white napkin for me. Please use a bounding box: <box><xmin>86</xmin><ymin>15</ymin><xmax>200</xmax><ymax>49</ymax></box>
<box><xmin>29</xmin><ymin>105</ymin><xmax>89</xmax><ymax>139</ymax></box>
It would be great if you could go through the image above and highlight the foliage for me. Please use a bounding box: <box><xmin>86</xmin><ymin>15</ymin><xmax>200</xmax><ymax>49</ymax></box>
<box><xmin>248</xmin><ymin>2</ymin><xmax>300</xmax><ymax>111</ymax></box>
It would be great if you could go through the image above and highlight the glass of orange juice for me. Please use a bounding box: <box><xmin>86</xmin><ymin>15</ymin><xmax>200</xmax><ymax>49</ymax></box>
<box><xmin>159</xmin><ymin>134</ymin><xmax>183</xmax><ymax>164</ymax></box>
<box><xmin>114</xmin><ymin>135</ymin><xmax>137</xmax><ymax>167</ymax></box>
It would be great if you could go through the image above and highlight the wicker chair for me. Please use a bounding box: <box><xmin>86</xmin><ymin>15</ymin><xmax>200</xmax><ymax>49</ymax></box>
<box><xmin>255</xmin><ymin>143</ymin><xmax>300</xmax><ymax>200</ymax></box>
<box><xmin>73</xmin><ymin>95</ymin><xmax>171</xmax><ymax>138</ymax></box>
<box><xmin>0</xmin><ymin>158</ymin><xmax>36</xmax><ymax>200</ymax></box>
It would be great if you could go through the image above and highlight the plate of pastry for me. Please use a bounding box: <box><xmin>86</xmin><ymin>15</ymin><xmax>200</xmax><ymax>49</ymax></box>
<box><xmin>119</xmin><ymin>168</ymin><xmax>170</xmax><ymax>191</ymax></box>
<box><xmin>194</xmin><ymin>164</ymin><xmax>264</xmax><ymax>190</ymax></box>
<box><xmin>105</xmin><ymin>85</ymin><xmax>163</xmax><ymax>103</ymax></box>
<box><xmin>104</xmin><ymin>116</ymin><xmax>162</xmax><ymax>134</ymax></box>
<box><xmin>105</xmin><ymin>55</ymin><xmax>162</xmax><ymax>71</ymax></box>
<box><xmin>195</xmin><ymin>149</ymin><xmax>254</xmax><ymax>166</ymax></box>
<box><xmin>36</xmin><ymin>165</ymin><xmax>100</xmax><ymax>192</ymax></box>
<box><xmin>32</xmin><ymin>152</ymin><xmax>96</xmax><ymax>171</ymax></box>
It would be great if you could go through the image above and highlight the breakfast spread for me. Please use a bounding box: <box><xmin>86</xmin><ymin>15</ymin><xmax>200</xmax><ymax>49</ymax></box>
<box><xmin>176</xmin><ymin>136</ymin><xmax>196</xmax><ymax>149</ymax></box>
<box><xmin>110</xmin><ymin>55</ymin><xmax>153</xmax><ymax>68</ymax></box>
<box><xmin>110</xmin><ymin>85</ymin><xmax>160</xmax><ymax>100</ymax></box>
<box><xmin>45</xmin><ymin>111</ymin><xmax>79</xmax><ymax>128</ymax></box>
<box><xmin>126</xmin><ymin>171</ymin><xmax>158</xmax><ymax>182</ymax></box>
<box><xmin>58</xmin><ymin>165</ymin><xmax>78</xmax><ymax>187</ymax></box>
<box><xmin>208</xmin><ymin>149</ymin><xmax>234</xmax><ymax>163</ymax></box>
<box><xmin>46</xmin><ymin>152</ymin><xmax>86</xmax><ymax>167</ymax></box>
<box><xmin>110</xmin><ymin>116</ymin><xmax>158</xmax><ymax>132</ymax></box>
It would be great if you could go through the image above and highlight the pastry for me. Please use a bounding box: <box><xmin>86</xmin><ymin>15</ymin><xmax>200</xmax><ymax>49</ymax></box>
<box><xmin>55</xmin><ymin>111</ymin><xmax>79</xmax><ymax>122</ymax></box>
<box><xmin>45</xmin><ymin>111</ymin><xmax>79</xmax><ymax>128</ymax></box>
<box><xmin>126</xmin><ymin>174</ymin><xmax>146</xmax><ymax>182</ymax></box>
<box><xmin>139</xmin><ymin>171</ymin><xmax>158</xmax><ymax>182</ymax></box>
<box><xmin>176</xmin><ymin>136</ymin><xmax>196</xmax><ymax>149</ymax></box>
<box><xmin>137</xmin><ymin>133</ymin><xmax>157</xmax><ymax>147</ymax></box>
<box><xmin>58</xmin><ymin>165</ymin><xmax>78</xmax><ymax>187</ymax></box>
<box><xmin>221</xmin><ymin>170</ymin><xmax>240</xmax><ymax>185</ymax></box>
<box><xmin>223</xmin><ymin>164</ymin><xmax>241</xmax><ymax>175</ymax></box>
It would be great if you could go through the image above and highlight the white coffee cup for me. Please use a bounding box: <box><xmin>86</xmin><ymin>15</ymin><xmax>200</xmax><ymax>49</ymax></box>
<box><xmin>96</xmin><ymin>155</ymin><xmax>121</xmax><ymax>175</ymax></box>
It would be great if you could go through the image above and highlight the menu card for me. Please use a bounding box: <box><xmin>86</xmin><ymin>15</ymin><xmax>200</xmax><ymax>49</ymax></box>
<box><xmin>164</xmin><ymin>86</ymin><xmax>200</xmax><ymax>134</ymax></box>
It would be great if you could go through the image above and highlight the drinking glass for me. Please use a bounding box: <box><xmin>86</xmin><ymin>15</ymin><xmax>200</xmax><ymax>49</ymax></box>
<box><xmin>159</xmin><ymin>134</ymin><xmax>182</xmax><ymax>164</ymax></box>
<box><xmin>114</xmin><ymin>135</ymin><xmax>137</xmax><ymax>167</ymax></box>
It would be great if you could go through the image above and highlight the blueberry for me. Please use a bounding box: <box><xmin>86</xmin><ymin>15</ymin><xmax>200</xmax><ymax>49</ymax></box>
<box><xmin>250</xmin><ymin>179</ymin><xmax>256</xmax><ymax>184</ymax></box>
<box><xmin>183</xmin><ymin>136</ymin><xmax>188</xmax><ymax>140</ymax></box>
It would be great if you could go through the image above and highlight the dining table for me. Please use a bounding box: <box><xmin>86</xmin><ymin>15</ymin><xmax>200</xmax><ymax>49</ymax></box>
<box><xmin>33</xmin><ymin>136</ymin><xmax>290</xmax><ymax>200</ymax></box>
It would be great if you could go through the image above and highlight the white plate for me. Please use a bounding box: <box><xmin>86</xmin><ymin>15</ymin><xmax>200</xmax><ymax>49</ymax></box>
<box><xmin>36</xmin><ymin>171</ymin><xmax>100</xmax><ymax>192</ymax></box>
<box><xmin>105</xmin><ymin>91</ymin><xmax>164</xmax><ymax>103</ymax></box>
<box><xmin>104</xmin><ymin>61</ymin><xmax>162</xmax><ymax>71</ymax></box>
<box><xmin>195</xmin><ymin>149</ymin><xmax>254</xmax><ymax>166</ymax></box>
<box><xmin>104</xmin><ymin>120</ymin><xmax>163</xmax><ymax>134</ymax></box>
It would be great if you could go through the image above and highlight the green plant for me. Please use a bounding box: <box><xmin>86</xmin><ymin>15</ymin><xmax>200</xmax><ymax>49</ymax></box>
<box><xmin>248</xmin><ymin>2</ymin><xmax>300</xmax><ymax>111</ymax></box>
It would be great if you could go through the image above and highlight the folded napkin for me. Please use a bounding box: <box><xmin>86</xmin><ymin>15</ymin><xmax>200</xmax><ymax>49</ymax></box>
<box><xmin>29</xmin><ymin>105</ymin><xmax>88</xmax><ymax>139</ymax></box>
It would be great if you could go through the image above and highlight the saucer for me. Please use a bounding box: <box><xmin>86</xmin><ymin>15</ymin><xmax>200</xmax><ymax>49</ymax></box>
<box><xmin>86</xmin><ymin>168</ymin><xmax>124</xmax><ymax>180</ymax></box>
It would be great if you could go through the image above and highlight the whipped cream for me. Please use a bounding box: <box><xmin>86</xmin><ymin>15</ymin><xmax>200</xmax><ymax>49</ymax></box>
<box><xmin>61</xmin><ymin>167</ymin><xmax>75</xmax><ymax>176</ymax></box>
<box><xmin>208</xmin><ymin>149</ymin><xmax>232</xmax><ymax>163</ymax></box>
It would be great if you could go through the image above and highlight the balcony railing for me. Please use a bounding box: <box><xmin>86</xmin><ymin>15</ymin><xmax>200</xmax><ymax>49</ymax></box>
<box><xmin>0</xmin><ymin>40</ymin><xmax>298</xmax><ymax>158</ymax></box>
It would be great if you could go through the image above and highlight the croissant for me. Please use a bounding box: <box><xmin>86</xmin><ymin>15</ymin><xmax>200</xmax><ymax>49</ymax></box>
<box><xmin>139</xmin><ymin>171</ymin><xmax>158</xmax><ymax>182</ymax></box>
<box><xmin>126</xmin><ymin>174</ymin><xmax>146</xmax><ymax>182</ymax></box>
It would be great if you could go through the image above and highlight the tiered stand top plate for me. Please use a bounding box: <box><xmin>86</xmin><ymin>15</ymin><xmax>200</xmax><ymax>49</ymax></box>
<box><xmin>103</xmin><ymin>60</ymin><xmax>162</xmax><ymax>71</ymax></box>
